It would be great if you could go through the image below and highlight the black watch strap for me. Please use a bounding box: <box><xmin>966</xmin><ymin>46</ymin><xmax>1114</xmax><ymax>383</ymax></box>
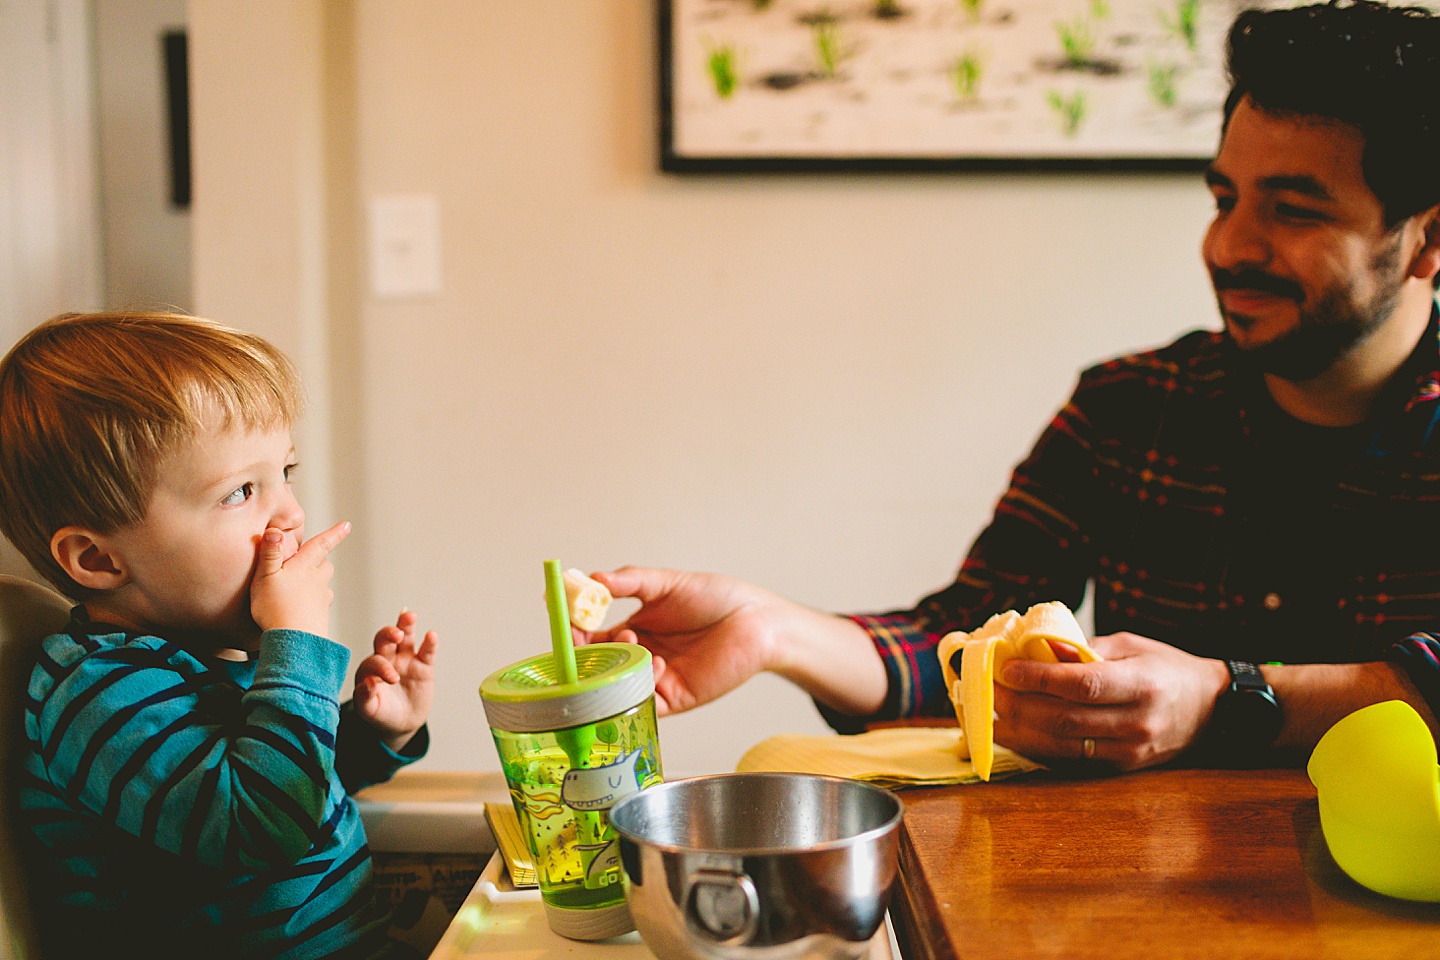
<box><xmin>1226</xmin><ymin>659</ymin><xmax>1269</xmax><ymax>692</ymax></box>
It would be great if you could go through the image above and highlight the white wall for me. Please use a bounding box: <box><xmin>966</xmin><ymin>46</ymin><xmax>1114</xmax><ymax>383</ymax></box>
<box><xmin>93</xmin><ymin>0</ymin><xmax>191</xmax><ymax>312</ymax></box>
<box><xmin>189</xmin><ymin>0</ymin><xmax>336</xmax><ymax>542</ymax></box>
<box><xmin>192</xmin><ymin>1</ymin><xmax>1218</xmax><ymax>776</ymax></box>
<box><xmin>0</xmin><ymin>0</ymin><xmax>102</xmax><ymax>581</ymax></box>
<box><xmin>0</xmin><ymin>0</ymin><xmax>102</xmax><ymax>343</ymax></box>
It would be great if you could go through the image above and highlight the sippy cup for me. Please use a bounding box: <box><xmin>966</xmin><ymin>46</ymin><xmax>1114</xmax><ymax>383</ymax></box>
<box><xmin>481</xmin><ymin>642</ymin><xmax>663</xmax><ymax>940</ymax></box>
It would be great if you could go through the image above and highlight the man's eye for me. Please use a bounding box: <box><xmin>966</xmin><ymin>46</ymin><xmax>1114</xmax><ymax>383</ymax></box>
<box><xmin>220</xmin><ymin>483</ymin><xmax>254</xmax><ymax>507</ymax></box>
<box><xmin>1277</xmin><ymin>203</ymin><xmax>1325</xmax><ymax>221</ymax></box>
<box><xmin>1212</xmin><ymin>194</ymin><xmax>1236</xmax><ymax>213</ymax></box>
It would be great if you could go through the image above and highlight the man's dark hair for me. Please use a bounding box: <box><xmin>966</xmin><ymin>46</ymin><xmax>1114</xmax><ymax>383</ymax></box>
<box><xmin>1223</xmin><ymin>0</ymin><xmax>1440</xmax><ymax>230</ymax></box>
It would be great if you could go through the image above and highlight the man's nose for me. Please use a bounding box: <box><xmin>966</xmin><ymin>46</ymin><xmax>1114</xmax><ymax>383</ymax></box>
<box><xmin>1206</xmin><ymin>205</ymin><xmax>1270</xmax><ymax>271</ymax></box>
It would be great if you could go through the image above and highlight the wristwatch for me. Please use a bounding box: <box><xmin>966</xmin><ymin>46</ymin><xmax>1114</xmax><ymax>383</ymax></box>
<box><xmin>1205</xmin><ymin>660</ymin><xmax>1284</xmax><ymax>763</ymax></box>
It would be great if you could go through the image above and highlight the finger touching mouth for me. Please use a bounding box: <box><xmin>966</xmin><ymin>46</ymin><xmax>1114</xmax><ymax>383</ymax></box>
<box><xmin>258</xmin><ymin>530</ymin><xmax>301</xmax><ymax>563</ymax></box>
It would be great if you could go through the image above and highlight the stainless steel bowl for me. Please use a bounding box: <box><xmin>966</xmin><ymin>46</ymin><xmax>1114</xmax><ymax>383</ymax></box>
<box><xmin>607</xmin><ymin>772</ymin><xmax>903</xmax><ymax>960</ymax></box>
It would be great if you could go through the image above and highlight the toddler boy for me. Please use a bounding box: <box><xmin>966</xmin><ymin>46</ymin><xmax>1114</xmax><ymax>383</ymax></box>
<box><xmin>0</xmin><ymin>312</ymin><xmax>439</xmax><ymax>959</ymax></box>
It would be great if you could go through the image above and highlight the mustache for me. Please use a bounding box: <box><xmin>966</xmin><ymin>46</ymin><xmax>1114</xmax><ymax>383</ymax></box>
<box><xmin>1211</xmin><ymin>268</ymin><xmax>1304</xmax><ymax>302</ymax></box>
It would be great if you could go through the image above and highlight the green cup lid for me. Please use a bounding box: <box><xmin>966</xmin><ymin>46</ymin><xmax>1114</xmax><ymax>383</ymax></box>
<box><xmin>480</xmin><ymin>642</ymin><xmax>653</xmax><ymax>733</ymax></box>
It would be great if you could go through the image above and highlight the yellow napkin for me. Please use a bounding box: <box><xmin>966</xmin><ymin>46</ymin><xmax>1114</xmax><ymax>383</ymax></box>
<box><xmin>735</xmin><ymin>726</ymin><xmax>1042</xmax><ymax>788</ymax></box>
<box><xmin>482</xmin><ymin>802</ymin><xmax>537</xmax><ymax>887</ymax></box>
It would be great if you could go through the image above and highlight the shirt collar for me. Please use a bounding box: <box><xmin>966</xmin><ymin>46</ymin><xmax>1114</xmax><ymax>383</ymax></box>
<box><xmin>1226</xmin><ymin>300</ymin><xmax>1440</xmax><ymax>453</ymax></box>
<box><xmin>1401</xmin><ymin>300</ymin><xmax>1440</xmax><ymax>416</ymax></box>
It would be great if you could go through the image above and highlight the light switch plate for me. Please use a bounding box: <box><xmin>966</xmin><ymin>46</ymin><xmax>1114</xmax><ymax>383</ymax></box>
<box><xmin>368</xmin><ymin>194</ymin><xmax>442</xmax><ymax>298</ymax></box>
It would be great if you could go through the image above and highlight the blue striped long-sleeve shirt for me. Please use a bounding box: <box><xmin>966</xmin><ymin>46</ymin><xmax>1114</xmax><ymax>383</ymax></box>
<box><xmin>20</xmin><ymin>613</ymin><xmax>427</xmax><ymax>960</ymax></box>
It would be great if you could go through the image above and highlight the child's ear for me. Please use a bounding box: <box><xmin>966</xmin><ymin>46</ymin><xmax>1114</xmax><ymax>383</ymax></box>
<box><xmin>51</xmin><ymin>527</ymin><xmax>129</xmax><ymax>592</ymax></box>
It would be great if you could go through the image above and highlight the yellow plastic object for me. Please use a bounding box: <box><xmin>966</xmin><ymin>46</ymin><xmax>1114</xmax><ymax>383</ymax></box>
<box><xmin>1307</xmin><ymin>699</ymin><xmax>1440</xmax><ymax>901</ymax></box>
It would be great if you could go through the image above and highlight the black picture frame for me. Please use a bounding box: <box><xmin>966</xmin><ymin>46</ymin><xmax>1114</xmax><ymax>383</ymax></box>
<box><xmin>162</xmin><ymin>30</ymin><xmax>191</xmax><ymax>207</ymax></box>
<box><xmin>658</xmin><ymin>0</ymin><xmax>1232</xmax><ymax>173</ymax></box>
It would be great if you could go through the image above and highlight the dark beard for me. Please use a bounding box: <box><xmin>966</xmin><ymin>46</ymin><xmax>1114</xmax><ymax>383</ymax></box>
<box><xmin>1220</xmin><ymin>232</ymin><xmax>1406</xmax><ymax>381</ymax></box>
<box><xmin>1240</xmin><ymin>291</ymin><xmax>1390</xmax><ymax>380</ymax></box>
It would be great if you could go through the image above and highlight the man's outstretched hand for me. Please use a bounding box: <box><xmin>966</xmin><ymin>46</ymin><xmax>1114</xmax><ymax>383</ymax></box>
<box><xmin>586</xmin><ymin>567</ymin><xmax>783</xmax><ymax>716</ymax></box>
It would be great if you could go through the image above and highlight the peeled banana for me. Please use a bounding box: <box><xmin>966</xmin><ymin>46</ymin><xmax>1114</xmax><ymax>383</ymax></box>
<box><xmin>937</xmin><ymin>602</ymin><xmax>1100</xmax><ymax>781</ymax></box>
<box><xmin>564</xmin><ymin>568</ymin><xmax>613</xmax><ymax>631</ymax></box>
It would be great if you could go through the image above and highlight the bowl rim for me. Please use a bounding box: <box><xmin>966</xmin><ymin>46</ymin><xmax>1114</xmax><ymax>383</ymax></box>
<box><xmin>607</xmin><ymin>771</ymin><xmax>904</xmax><ymax>857</ymax></box>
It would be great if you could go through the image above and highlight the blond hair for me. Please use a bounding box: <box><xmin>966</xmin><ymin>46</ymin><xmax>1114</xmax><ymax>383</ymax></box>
<box><xmin>0</xmin><ymin>312</ymin><xmax>303</xmax><ymax>597</ymax></box>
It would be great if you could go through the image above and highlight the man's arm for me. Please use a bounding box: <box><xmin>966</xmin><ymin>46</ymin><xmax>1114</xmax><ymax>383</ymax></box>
<box><xmin>590</xmin><ymin>568</ymin><xmax>888</xmax><ymax>718</ymax></box>
<box><xmin>773</xmin><ymin>608</ymin><xmax>888</xmax><ymax>717</ymax></box>
<box><xmin>1267</xmin><ymin>659</ymin><xmax>1440</xmax><ymax>751</ymax></box>
<box><xmin>998</xmin><ymin>634</ymin><xmax>1440</xmax><ymax>770</ymax></box>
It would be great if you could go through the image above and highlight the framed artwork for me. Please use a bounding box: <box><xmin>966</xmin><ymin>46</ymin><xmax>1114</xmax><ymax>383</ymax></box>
<box><xmin>659</xmin><ymin>0</ymin><xmax>1265</xmax><ymax>171</ymax></box>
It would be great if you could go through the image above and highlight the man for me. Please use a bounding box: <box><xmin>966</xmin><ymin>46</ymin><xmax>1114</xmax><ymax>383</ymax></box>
<box><xmin>587</xmin><ymin>0</ymin><xmax>1440</xmax><ymax>771</ymax></box>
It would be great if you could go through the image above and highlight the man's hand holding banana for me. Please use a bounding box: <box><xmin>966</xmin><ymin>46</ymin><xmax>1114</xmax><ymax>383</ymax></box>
<box><xmin>942</xmin><ymin>606</ymin><xmax>1232</xmax><ymax>777</ymax></box>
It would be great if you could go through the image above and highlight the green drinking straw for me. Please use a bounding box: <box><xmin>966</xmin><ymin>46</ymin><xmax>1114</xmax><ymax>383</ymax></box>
<box><xmin>544</xmin><ymin>559</ymin><xmax>594</xmax><ymax>767</ymax></box>
<box><xmin>543</xmin><ymin>559</ymin><xmax>602</xmax><ymax>875</ymax></box>
<box><xmin>544</xmin><ymin>559</ymin><xmax>579</xmax><ymax>684</ymax></box>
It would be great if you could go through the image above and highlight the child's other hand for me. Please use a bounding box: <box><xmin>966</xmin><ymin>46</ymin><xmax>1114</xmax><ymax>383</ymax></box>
<box><xmin>250</xmin><ymin>522</ymin><xmax>351</xmax><ymax>637</ymax></box>
<box><xmin>354</xmin><ymin>610</ymin><xmax>438</xmax><ymax>752</ymax></box>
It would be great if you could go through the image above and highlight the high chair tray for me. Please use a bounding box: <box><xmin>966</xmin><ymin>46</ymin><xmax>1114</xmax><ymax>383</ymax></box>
<box><xmin>427</xmin><ymin>852</ymin><xmax>897</xmax><ymax>960</ymax></box>
<box><xmin>428</xmin><ymin>852</ymin><xmax>648</xmax><ymax>958</ymax></box>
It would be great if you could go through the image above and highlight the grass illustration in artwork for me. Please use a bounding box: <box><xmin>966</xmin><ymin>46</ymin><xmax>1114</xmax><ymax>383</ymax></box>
<box><xmin>1055</xmin><ymin>16</ymin><xmax>1096</xmax><ymax>66</ymax></box>
<box><xmin>1047</xmin><ymin>89</ymin><xmax>1087</xmax><ymax>136</ymax></box>
<box><xmin>706</xmin><ymin>42</ymin><xmax>740</xmax><ymax>98</ymax></box>
<box><xmin>1158</xmin><ymin>0</ymin><xmax>1200</xmax><ymax>52</ymax></box>
<box><xmin>1147</xmin><ymin>60</ymin><xmax>1180</xmax><ymax>107</ymax></box>
<box><xmin>959</xmin><ymin>0</ymin><xmax>985</xmax><ymax>20</ymax></box>
<box><xmin>951</xmin><ymin>51</ymin><xmax>985</xmax><ymax>100</ymax></box>
<box><xmin>814</xmin><ymin>21</ymin><xmax>845</xmax><ymax>77</ymax></box>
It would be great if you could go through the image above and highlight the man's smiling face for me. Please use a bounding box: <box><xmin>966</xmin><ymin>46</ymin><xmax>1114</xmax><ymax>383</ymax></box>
<box><xmin>1202</xmin><ymin>95</ymin><xmax>1409</xmax><ymax>382</ymax></box>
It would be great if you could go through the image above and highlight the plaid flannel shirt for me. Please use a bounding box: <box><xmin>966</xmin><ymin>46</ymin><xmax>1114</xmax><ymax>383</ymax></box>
<box><xmin>828</xmin><ymin>307</ymin><xmax>1440</xmax><ymax>732</ymax></box>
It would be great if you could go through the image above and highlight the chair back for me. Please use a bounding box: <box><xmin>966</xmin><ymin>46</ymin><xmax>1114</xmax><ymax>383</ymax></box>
<box><xmin>0</xmin><ymin>577</ymin><xmax>70</xmax><ymax>959</ymax></box>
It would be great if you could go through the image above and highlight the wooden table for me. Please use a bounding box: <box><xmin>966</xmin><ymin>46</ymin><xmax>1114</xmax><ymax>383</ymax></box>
<box><xmin>889</xmin><ymin>768</ymin><xmax>1440</xmax><ymax>960</ymax></box>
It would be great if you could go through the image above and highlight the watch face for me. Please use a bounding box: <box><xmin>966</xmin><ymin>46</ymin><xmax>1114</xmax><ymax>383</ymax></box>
<box><xmin>1214</xmin><ymin>686</ymin><xmax>1284</xmax><ymax>749</ymax></box>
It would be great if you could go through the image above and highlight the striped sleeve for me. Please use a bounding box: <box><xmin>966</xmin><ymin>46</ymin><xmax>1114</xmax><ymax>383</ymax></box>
<box><xmin>334</xmin><ymin>702</ymin><xmax>429</xmax><ymax>794</ymax></box>
<box><xmin>28</xmin><ymin>627</ymin><xmax>350</xmax><ymax>873</ymax></box>
<box><xmin>809</xmin><ymin>613</ymin><xmax>936</xmax><ymax>733</ymax></box>
<box><xmin>1388</xmin><ymin>633</ymin><xmax>1440</xmax><ymax>717</ymax></box>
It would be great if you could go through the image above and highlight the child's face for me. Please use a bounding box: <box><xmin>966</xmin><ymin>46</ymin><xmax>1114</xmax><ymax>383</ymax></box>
<box><xmin>100</xmin><ymin>421</ymin><xmax>304</xmax><ymax>646</ymax></box>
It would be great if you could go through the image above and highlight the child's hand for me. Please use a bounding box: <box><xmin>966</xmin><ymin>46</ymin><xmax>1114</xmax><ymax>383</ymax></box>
<box><xmin>354</xmin><ymin>610</ymin><xmax>439</xmax><ymax>752</ymax></box>
<box><xmin>250</xmin><ymin>522</ymin><xmax>351</xmax><ymax>637</ymax></box>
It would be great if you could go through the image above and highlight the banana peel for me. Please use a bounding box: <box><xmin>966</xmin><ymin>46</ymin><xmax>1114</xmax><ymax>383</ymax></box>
<box><xmin>937</xmin><ymin>602</ymin><xmax>1100</xmax><ymax>781</ymax></box>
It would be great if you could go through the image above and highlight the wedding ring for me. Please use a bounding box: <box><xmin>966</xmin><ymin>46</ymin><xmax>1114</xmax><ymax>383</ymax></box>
<box><xmin>1082</xmin><ymin>737</ymin><xmax>1096</xmax><ymax>759</ymax></box>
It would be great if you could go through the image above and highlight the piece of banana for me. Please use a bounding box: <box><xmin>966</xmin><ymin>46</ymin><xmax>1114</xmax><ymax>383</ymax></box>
<box><xmin>564</xmin><ymin>568</ymin><xmax>613</xmax><ymax>631</ymax></box>
<box><xmin>937</xmin><ymin>601</ymin><xmax>1101</xmax><ymax>781</ymax></box>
